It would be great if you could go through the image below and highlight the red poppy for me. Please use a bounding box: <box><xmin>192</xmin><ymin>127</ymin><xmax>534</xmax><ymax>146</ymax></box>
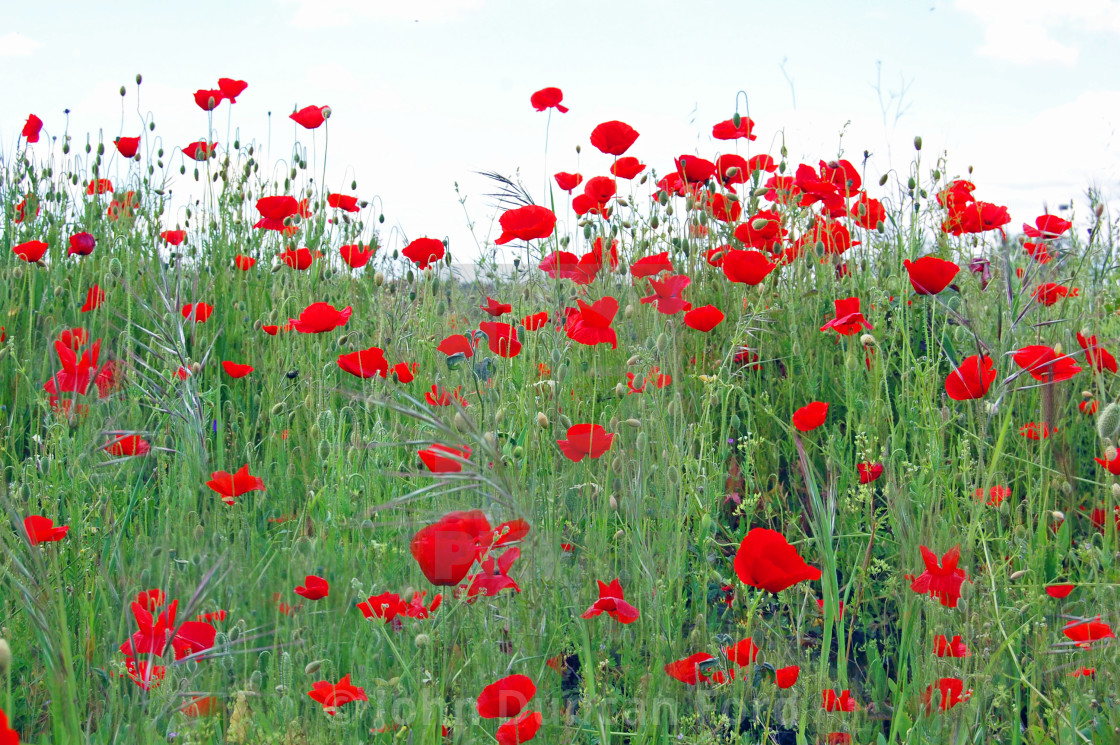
<box><xmin>338</xmin><ymin>346</ymin><xmax>389</xmax><ymax>378</ymax></box>
<box><xmin>180</xmin><ymin>697</ymin><xmax>222</xmax><ymax>718</ymax></box>
<box><xmin>392</xmin><ymin>361</ymin><xmax>417</xmax><ymax>383</ymax></box>
<box><xmin>478</xmin><ymin>321</ymin><xmax>522</xmax><ymax>358</ymax></box>
<box><xmin>437</xmin><ymin>334</ymin><xmax>475</xmax><ymax>358</ymax></box>
<box><xmin>254</xmin><ymin>195</ymin><xmax>303</xmax><ymax>232</ymax></box>
<box><xmin>820</xmin><ymin>297</ymin><xmax>872</xmax><ymax>336</ymax></box>
<box><xmin>402</xmin><ymin>237</ymin><xmax>446</xmax><ymax>269</ymax></box>
<box><xmin>530</xmin><ymin>87</ymin><xmax>568</xmax><ymax>112</ymax></box>
<box><xmin>611</xmin><ymin>156</ymin><xmax>646</xmax><ymax>179</ymax></box>
<box><xmin>851</xmin><ymin>192</ymin><xmax>886</xmax><ymax>229</ymax></box>
<box><xmin>289</xmin><ymin>302</ymin><xmax>352</xmax><ymax>333</ymax></box>
<box><xmin>706</xmin><ymin>193</ymin><xmax>740</xmax><ymax>222</ymax></box>
<box><xmin>307</xmin><ymin>674</ymin><xmax>366</xmax><ymax>715</ymax></box>
<box><xmin>418</xmin><ymin>444</ymin><xmax>471</xmax><ymax>474</ymax></box>
<box><xmin>1069</xmin><ymin>667</ymin><xmax>1095</xmax><ymax>678</ymax></box>
<box><xmin>664</xmin><ymin>652</ymin><xmax>718</xmax><ymax>685</ymax></box>
<box><xmin>193</xmin><ymin>88</ymin><xmax>223</xmax><ymax>111</ymax></box>
<box><xmin>554</xmin><ymin>171</ymin><xmax>582</xmax><ymax>192</ymax></box>
<box><xmin>675</xmin><ymin>155</ymin><xmax>716</xmax><ymax>184</ymax></box>
<box><xmin>922</xmin><ymin>678</ymin><xmax>971</xmax><ymax>714</ymax></box>
<box><xmin>115</xmin><ymin>136</ymin><xmax>141</xmax><ymax>158</ymax></box>
<box><xmin>945</xmin><ymin>355</ymin><xmax>997</xmax><ymax>401</ymax></box>
<box><xmin>942</xmin><ymin>199</ymin><xmax>1011</xmax><ymax>236</ymax></box>
<box><xmin>822</xmin><ymin>689</ymin><xmax>858</xmax><ymax>712</ymax></box>
<box><xmin>340</xmin><ymin>244</ymin><xmax>374</xmax><ymax>269</ymax></box>
<box><xmin>683</xmin><ymin>305</ymin><xmax>724</xmax><ymax>332</ymax></box>
<box><xmin>14</xmin><ymin>195</ymin><xmax>39</xmax><ymax>223</ymax></box>
<box><xmin>734</xmin><ymin>527</ymin><xmax>821</xmax><ymax>593</ymax></box>
<box><xmin>630</xmin><ymin>252</ymin><xmax>674</xmax><ymax>278</ymax></box>
<box><xmin>641</xmin><ymin>274</ymin><xmax>691</xmax><ymax>315</ymax></box>
<box><xmin>1062</xmin><ymin>617</ymin><xmax>1115</xmax><ymax>648</ymax></box>
<box><xmin>903</xmin><ymin>257</ymin><xmax>959</xmax><ymax>295</ymax></box>
<box><xmin>206</xmin><ymin>464</ymin><xmax>265</xmax><ymax>505</ymax></box>
<box><xmin>218</xmin><ymin>77</ymin><xmax>248</xmax><ymax>102</ymax></box>
<box><xmin>477</xmin><ymin>674</ymin><xmax>536</xmax><ymax>719</ymax></box>
<box><xmin>857</xmin><ymin>462</ymin><xmax>884</xmax><ymax>484</ymax></box>
<box><xmin>1023</xmin><ymin>214</ymin><xmax>1071</xmax><ymax>239</ymax></box>
<box><xmin>233</xmin><ymin>254</ymin><xmax>256</xmax><ymax>270</ymax></box>
<box><xmin>723</xmin><ymin>249</ymin><xmax>776</xmax><ymax>285</ymax></box>
<box><xmin>590</xmin><ymin>120</ymin><xmax>639</xmax><ymax>156</ymax></box>
<box><xmin>22</xmin><ymin>113</ymin><xmax>43</xmax><ymax>142</ymax></box>
<box><xmin>564</xmin><ymin>296</ymin><xmax>618</xmax><ymax>349</ymax></box>
<box><xmin>581</xmin><ymin>579</ymin><xmax>640</xmax><ymax>624</ymax></box>
<box><xmin>1095</xmin><ymin>452</ymin><xmax>1120</xmax><ymax>475</ymax></box>
<box><xmin>328</xmin><ymin>193</ymin><xmax>360</xmax><ymax>212</ymax></box>
<box><xmin>933</xmin><ymin>634</ymin><xmax>970</xmax><ymax>657</ymax></box>
<box><xmin>410</xmin><ymin>510</ymin><xmax>495</xmax><ymax>586</ymax></box>
<box><xmin>712</xmin><ymin>116</ymin><xmax>757</xmax><ymax>140</ymax></box>
<box><xmin>104</xmin><ymin>435</ymin><xmax>151</xmax><ymax>457</ymax></box>
<box><xmin>1020</xmin><ymin>421</ymin><xmax>1057</xmax><ymax>440</ymax></box>
<box><xmin>87</xmin><ymin>179</ymin><xmax>113</xmax><ymax>195</ymax></box>
<box><xmin>775</xmin><ymin>665</ymin><xmax>800</xmax><ymax>688</ymax></box>
<box><xmin>1013</xmin><ymin>345</ymin><xmax>1082</xmax><ymax>382</ymax></box>
<box><xmin>13</xmin><ymin>240</ymin><xmax>48</xmax><ymax>262</ymax></box>
<box><xmin>495</xmin><ymin>710</ymin><xmax>541</xmax><ymax>745</ymax></box>
<box><xmin>181</xmin><ymin>303</ymin><xmax>213</xmax><ymax>323</ymax></box>
<box><xmin>1045</xmin><ymin>584</ymin><xmax>1075</xmax><ymax>599</ymax></box>
<box><xmin>290</xmin><ymin>104</ymin><xmax>330</xmax><ymax>129</ymax></box>
<box><xmin>68</xmin><ymin>232</ymin><xmax>96</xmax><ymax>256</ymax></box>
<box><xmin>792</xmin><ymin>401</ymin><xmax>829</xmax><ymax>432</ymax></box>
<box><xmin>1033</xmin><ymin>282</ymin><xmax>1077</xmax><ymax>306</ymax></box>
<box><xmin>495</xmin><ymin>205</ymin><xmax>557</xmax><ymax>245</ymax></box>
<box><xmin>909</xmin><ymin>545</ymin><xmax>969</xmax><ymax>608</ymax></box>
<box><xmin>357</xmin><ymin>591</ymin><xmax>406</xmax><ymax>623</ymax></box>
<box><xmin>1081</xmin><ymin>400</ymin><xmax>1099</xmax><ymax>415</ymax></box>
<box><xmin>23</xmin><ymin>515</ymin><xmax>69</xmax><ymax>545</ymax></box>
<box><xmin>557</xmin><ymin>423</ymin><xmax>615</xmax><ymax>462</ymax></box>
<box><xmin>1023</xmin><ymin>241</ymin><xmax>1053</xmax><ymax>264</ymax></box>
<box><xmin>480</xmin><ymin>297</ymin><xmax>512</xmax><ymax>316</ymax></box>
<box><xmin>426</xmin><ymin>384</ymin><xmax>468</xmax><ymax>407</ymax></box>
<box><xmin>721</xmin><ymin>638</ymin><xmax>760</xmax><ymax>667</ymax></box>
<box><xmin>222</xmin><ymin>361</ymin><xmax>253</xmax><ymax>378</ymax></box>
<box><xmin>161</xmin><ymin>230</ymin><xmax>187</xmax><ymax>246</ymax></box>
<box><xmin>1076</xmin><ymin>332</ymin><xmax>1117</xmax><ymax>373</ymax></box>
<box><xmin>733</xmin><ymin>210</ymin><xmax>785</xmax><ymax>251</ymax></box>
<box><xmin>521</xmin><ymin>312</ymin><xmax>548</xmax><ymax>331</ymax></box>
<box><xmin>182</xmin><ymin>141</ymin><xmax>215</xmax><ymax>161</ymax></box>
<box><xmin>107</xmin><ymin>191</ymin><xmax>140</xmax><ymax>221</ymax></box>
<box><xmin>279</xmin><ymin>247</ymin><xmax>315</xmax><ymax>270</ymax></box>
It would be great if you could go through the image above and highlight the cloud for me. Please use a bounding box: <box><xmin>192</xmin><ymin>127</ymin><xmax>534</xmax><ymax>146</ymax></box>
<box><xmin>0</xmin><ymin>32</ymin><xmax>41</xmax><ymax>57</ymax></box>
<box><xmin>955</xmin><ymin>0</ymin><xmax>1120</xmax><ymax>65</ymax></box>
<box><xmin>277</xmin><ymin>0</ymin><xmax>482</xmax><ymax>27</ymax></box>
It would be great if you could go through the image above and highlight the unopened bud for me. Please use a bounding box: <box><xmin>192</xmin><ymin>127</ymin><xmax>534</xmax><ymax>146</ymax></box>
<box><xmin>860</xmin><ymin>333</ymin><xmax>876</xmax><ymax>346</ymax></box>
<box><xmin>914</xmin><ymin>136</ymin><xmax>922</xmax><ymax>151</ymax></box>
<box><xmin>609</xmin><ymin>495</ymin><xmax>619</xmax><ymax>511</ymax></box>
<box><xmin>0</xmin><ymin>638</ymin><xmax>10</xmax><ymax>672</ymax></box>
<box><xmin>304</xmin><ymin>660</ymin><xmax>322</xmax><ymax>675</ymax></box>
<box><xmin>751</xmin><ymin>218</ymin><xmax>769</xmax><ymax>231</ymax></box>
<box><xmin>1097</xmin><ymin>403</ymin><xmax>1120</xmax><ymax>441</ymax></box>
<box><xmin>624</xmin><ymin>418</ymin><xmax>641</xmax><ymax>429</ymax></box>
<box><xmin>536</xmin><ymin>412</ymin><xmax>549</xmax><ymax>428</ymax></box>
<box><xmin>321</xmin><ymin>106</ymin><xmax>332</xmax><ymax>119</ymax></box>
<box><xmin>414</xmin><ymin>634</ymin><xmax>430</xmax><ymax>648</ymax></box>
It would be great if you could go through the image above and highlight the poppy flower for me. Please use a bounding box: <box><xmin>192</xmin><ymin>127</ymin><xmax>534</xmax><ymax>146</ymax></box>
<box><xmin>641</xmin><ymin>274</ymin><xmax>692</xmax><ymax>315</ymax></box>
<box><xmin>1080</xmin><ymin>399</ymin><xmax>1099</xmax><ymax>415</ymax></box>
<box><xmin>734</xmin><ymin>527</ymin><xmax>821</xmax><ymax>593</ymax></box>
<box><xmin>1023</xmin><ymin>241</ymin><xmax>1053</xmax><ymax>264</ymax></box>
<box><xmin>554</xmin><ymin>171</ymin><xmax>582</xmax><ymax>192</ymax></box>
<box><xmin>206</xmin><ymin>464</ymin><xmax>265</xmax><ymax>505</ymax></box>
<box><xmin>530</xmin><ymin>87</ymin><xmax>568</xmax><ymax>112</ymax></box>
<box><xmin>539</xmin><ymin>248</ymin><xmax>603</xmax><ymax>284</ymax></box>
<box><xmin>135</xmin><ymin>589</ymin><xmax>166</xmax><ymax>611</ymax></box>
<box><xmin>712</xmin><ymin>116</ymin><xmax>756</xmax><ymax>140</ymax></box>
<box><xmin>903</xmin><ymin>257</ymin><xmax>959</xmax><ymax>295</ymax></box>
<box><xmin>792</xmin><ymin>401</ymin><xmax>829</xmax><ymax>432</ymax></box>
<box><xmin>480</xmin><ymin>297</ymin><xmax>512</xmax><ymax>316</ymax></box>
<box><xmin>630</xmin><ymin>251</ymin><xmax>674</xmax><ymax>278</ymax></box>
<box><xmin>675</xmin><ymin>155</ymin><xmax>716</xmax><ymax>184</ymax></box>
<box><xmin>357</xmin><ymin>591</ymin><xmax>406</xmax><ymax>622</ymax></box>
<box><xmin>13</xmin><ymin>240</ymin><xmax>48</xmax><ymax>262</ymax></box>
<box><xmin>976</xmin><ymin>485</ymin><xmax>1010</xmax><ymax>506</ymax></box>
<box><xmin>392</xmin><ymin>361</ymin><xmax>417</xmax><ymax>383</ymax></box>
<box><xmin>1020</xmin><ymin>422</ymin><xmax>1056</xmax><ymax>440</ymax></box>
<box><xmin>564</xmin><ymin>296</ymin><xmax>618</xmax><ymax>349</ymax></box>
<box><xmin>495</xmin><ymin>205</ymin><xmax>557</xmax><ymax>245</ymax></box>
<box><xmin>943</xmin><ymin>199</ymin><xmax>1011</xmax><ymax>236</ymax></box>
<box><xmin>410</xmin><ymin>510</ymin><xmax>494</xmax><ymax>586</ymax></box>
<box><xmin>418</xmin><ymin>444</ymin><xmax>471</xmax><ymax>474</ymax></box>
<box><xmin>218</xmin><ymin>77</ymin><xmax>248</xmax><ymax>102</ymax></box>
<box><xmin>922</xmin><ymin>678</ymin><xmax>971</xmax><ymax>714</ymax></box>
<box><xmin>180</xmin><ymin>696</ymin><xmax>222</xmax><ymax>718</ymax></box>
<box><xmin>68</xmin><ymin>232</ymin><xmax>96</xmax><ymax>256</ymax></box>
<box><xmin>402</xmin><ymin>237</ymin><xmax>446</xmax><ymax>269</ymax></box>
<box><xmin>933</xmin><ymin>634</ymin><xmax>970</xmax><ymax>657</ymax></box>
<box><xmin>1023</xmin><ymin>214</ymin><xmax>1071</xmax><ymax>239</ymax></box>
<box><xmin>851</xmin><ymin>192</ymin><xmax>886</xmax><ymax>229</ymax></box>
<box><xmin>1045</xmin><ymin>584</ymin><xmax>1075</xmax><ymax>599</ymax></box>
<box><xmin>107</xmin><ymin>191</ymin><xmax>140</xmax><ymax>221</ymax></box>
<box><xmin>161</xmin><ymin>230</ymin><xmax>187</xmax><ymax>246</ymax></box>
<box><xmin>724</xmin><ymin>638</ymin><xmax>760</xmax><ymax>666</ymax></box>
<box><xmin>262</xmin><ymin>323</ymin><xmax>292</xmax><ymax>336</ymax></box>
<box><xmin>253</xmin><ymin>195</ymin><xmax>302</xmax><ymax>231</ymax></box>
<box><xmin>437</xmin><ymin>334</ymin><xmax>475</xmax><ymax>359</ymax></box>
<box><xmin>193</xmin><ymin>88</ymin><xmax>223</xmax><ymax>111</ymax></box>
<box><xmin>233</xmin><ymin>254</ymin><xmax>256</xmax><ymax>270</ymax></box>
<box><xmin>478</xmin><ymin>321</ymin><xmax>522</xmax><ymax>358</ymax></box>
<box><xmin>338</xmin><ymin>346</ymin><xmax>389</xmax><ymax>378</ymax></box>
<box><xmin>909</xmin><ymin>545</ymin><xmax>969</xmax><ymax>608</ymax></box>
<box><xmin>1076</xmin><ymin>332</ymin><xmax>1117</xmax><ymax>374</ymax></box>
<box><xmin>23</xmin><ymin>515</ymin><xmax>69</xmax><ymax>545</ymax></box>
<box><xmin>1013</xmin><ymin>345</ymin><xmax>1082</xmax><ymax>382</ymax></box>
<box><xmin>279</xmin><ymin>247</ymin><xmax>315</xmax><ymax>270</ymax></box>
<box><xmin>1069</xmin><ymin>667</ymin><xmax>1095</xmax><ymax>678</ymax></box>
<box><xmin>684</xmin><ymin>305</ymin><xmax>724</xmax><ymax>332</ymax></box>
<box><xmin>496</xmin><ymin>711</ymin><xmax>541</xmax><ymax>745</ymax></box>
<box><xmin>1033</xmin><ymin>282</ymin><xmax>1077</xmax><ymax>306</ymax></box>
<box><xmin>1062</xmin><ymin>617</ymin><xmax>1115</xmax><ymax>647</ymax></box>
<box><xmin>521</xmin><ymin>312</ymin><xmax>549</xmax><ymax>331</ymax></box>
<box><xmin>722</xmin><ymin>249</ymin><xmax>776</xmax><ymax>285</ymax></box>
<box><xmin>182</xmin><ymin>141</ymin><xmax>215</xmax><ymax>161</ymax></box>
<box><xmin>664</xmin><ymin>652</ymin><xmax>719</xmax><ymax>685</ymax></box>
<box><xmin>477</xmin><ymin>674</ymin><xmax>536</xmax><ymax>719</ymax></box>
<box><xmin>822</xmin><ymin>689</ymin><xmax>858</xmax><ymax>712</ymax></box>
<box><xmin>1095</xmin><ymin>452</ymin><xmax>1120</xmax><ymax>475</ymax></box>
<box><xmin>307</xmin><ymin>674</ymin><xmax>366</xmax><ymax>715</ymax></box>
<box><xmin>289</xmin><ymin>302</ymin><xmax>352</xmax><ymax>333</ymax></box>
<box><xmin>222</xmin><ymin>361</ymin><xmax>253</xmax><ymax>379</ymax></box>
<box><xmin>22</xmin><ymin>113</ymin><xmax>43</xmax><ymax>142</ymax></box>
<box><xmin>589</xmin><ymin>120</ymin><xmax>639</xmax><ymax>156</ymax></box>
<box><xmin>556</xmin><ymin>423</ymin><xmax>615</xmax><ymax>462</ymax></box>
<box><xmin>857</xmin><ymin>462</ymin><xmax>884</xmax><ymax>484</ymax></box>
<box><xmin>86</xmin><ymin>179</ymin><xmax>114</xmax><ymax>195</ymax></box>
<box><xmin>611</xmin><ymin>156</ymin><xmax>646</xmax><ymax>179</ymax></box>
<box><xmin>181</xmin><ymin>303</ymin><xmax>213</xmax><ymax>323</ymax></box>
<box><xmin>340</xmin><ymin>244</ymin><xmax>374</xmax><ymax>269</ymax></box>
<box><xmin>820</xmin><ymin>297</ymin><xmax>872</xmax><ymax>336</ymax></box>
<box><xmin>290</xmin><ymin>104</ymin><xmax>330</xmax><ymax>129</ymax></box>
<box><xmin>733</xmin><ymin>210</ymin><xmax>786</xmax><ymax>251</ymax></box>
<box><xmin>403</xmin><ymin>591</ymin><xmax>442</xmax><ymax>619</ymax></box>
<box><xmin>115</xmin><ymin>136</ymin><xmax>141</xmax><ymax>158</ymax></box>
<box><xmin>104</xmin><ymin>435</ymin><xmax>151</xmax><ymax>457</ymax></box>
<box><xmin>775</xmin><ymin>665</ymin><xmax>800</xmax><ymax>688</ymax></box>
<box><xmin>327</xmin><ymin>193</ymin><xmax>360</xmax><ymax>212</ymax></box>
<box><xmin>945</xmin><ymin>355</ymin><xmax>997</xmax><ymax>401</ymax></box>
<box><xmin>581</xmin><ymin>579</ymin><xmax>640</xmax><ymax>624</ymax></box>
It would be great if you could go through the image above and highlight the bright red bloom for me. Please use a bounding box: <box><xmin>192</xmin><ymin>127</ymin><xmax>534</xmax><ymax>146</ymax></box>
<box><xmin>218</xmin><ymin>77</ymin><xmax>248</xmax><ymax>102</ymax></box>
<box><xmin>724</xmin><ymin>638</ymin><xmax>760</xmax><ymax>665</ymax></box>
<box><xmin>611</xmin><ymin>156</ymin><xmax>646</xmax><ymax>179</ymax></box>
<box><xmin>564</xmin><ymin>296</ymin><xmax>618</xmax><ymax>348</ymax></box>
<box><xmin>437</xmin><ymin>334</ymin><xmax>475</xmax><ymax>358</ymax></box>
<box><xmin>402</xmin><ymin>237</ymin><xmax>445</xmax><ymax>269</ymax></box>
<box><xmin>521</xmin><ymin>312</ymin><xmax>549</xmax><ymax>331</ymax></box>
<box><xmin>1023</xmin><ymin>240</ymin><xmax>1053</xmax><ymax>264</ymax></box>
<box><xmin>193</xmin><ymin>88</ymin><xmax>223</xmax><ymax>111</ymax></box>
<box><xmin>1023</xmin><ymin>214</ymin><xmax>1071</xmax><ymax>239</ymax></box>
<box><xmin>1033</xmin><ymin>282</ymin><xmax>1077</xmax><ymax>306</ymax></box>
<box><xmin>1062</xmin><ymin>617</ymin><xmax>1115</xmax><ymax>648</ymax></box>
<box><xmin>1095</xmin><ymin>452</ymin><xmax>1120</xmax><ymax>475</ymax></box>
<box><xmin>734</xmin><ymin>209</ymin><xmax>786</xmax><ymax>251</ymax></box>
<box><xmin>340</xmin><ymin>244</ymin><xmax>374</xmax><ymax>268</ymax></box>
<box><xmin>206</xmin><ymin>464</ymin><xmax>265</xmax><ymax>505</ymax></box>
<box><xmin>904</xmin><ymin>257</ymin><xmax>959</xmax><ymax>295</ymax></box>
<box><xmin>557</xmin><ymin>424</ymin><xmax>615</xmax><ymax>462</ymax></box>
<box><xmin>641</xmin><ymin>274</ymin><xmax>691</xmax><ymax>315</ymax></box>
<box><xmin>581</xmin><ymin>579</ymin><xmax>640</xmax><ymax>624</ymax></box>
<box><xmin>684</xmin><ymin>305</ymin><xmax>724</xmax><ymax>332</ymax></box>
<box><xmin>23</xmin><ymin>515</ymin><xmax>69</xmax><ymax>545</ymax></box>
<box><xmin>181</xmin><ymin>303</ymin><xmax>213</xmax><ymax>323</ymax></box>
<box><xmin>22</xmin><ymin>113</ymin><xmax>43</xmax><ymax>142</ymax></box>
<box><xmin>857</xmin><ymin>462</ymin><xmax>884</xmax><ymax>484</ymax></box>
<box><xmin>481</xmin><ymin>297</ymin><xmax>512</xmax><ymax>316</ymax></box>
<box><xmin>1076</xmin><ymin>332</ymin><xmax>1117</xmax><ymax>373</ymax></box>
<box><xmin>462</xmin><ymin>544</ymin><xmax>522</xmax><ymax>599</ymax></box>
<box><xmin>530</xmin><ymin>87</ymin><xmax>568</xmax><ymax>113</ymax></box>
<box><xmin>775</xmin><ymin>666</ymin><xmax>800</xmax><ymax>688</ymax></box>
<box><xmin>68</xmin><ymin>232</ymin><xmax>96</xmax><ymax>256</ymax></box>
<box><xmin>851</xmin><ymin>192</ymin><xmax>886</xmax><ymax>229</ymax></box>
<box><xmin>279</xmin><ymin>247</ymin><xmax>316</xmax><ymax>270</ymax></box>
<box><xmin>712</xmin><ymin>116</ymin><xmax>757</xmax><ymax>140</ymax></box>
<box><xmin>589</xmin><ymin>120</ymin><xmax>639</xmax><ymax>156</ymax></box>
<box><xmin>664</xmin><ymin>652</ymin><xmax>718</xmax><ymax>685</ymax></box>
<box><xmin>630</xmin><ymin>251</ymin><xmax>674</xmax><ymax>278</ymax></box>
<box><xmin>135</xmin><ymin>589</ymin><xmax>166</xmax><ymax>611</ymax></box>
<box><xmin>86</xmin><ymin>179</ymin><xmax>114</xmax><ymax>195</ymax></box>
<box><xmin>734</xmin><ymin>527</ymin><xmax>821</xmax><ymax>593</ymax></box>
<box><xmin>161</xmin><ymin>230</ymin><xmax>187</xmax><ymax>246</ymax></box>
<box><xmin>933</xmin><ymin>634</ymin><xmax>970</xmax><ymax>657</ymax></box>
<box><xmin>1013</xmin><ymin>345</ymin><xmax>1082</xmax><ymax>382</ymax></box>
<box><xmin>792</xmin><ymin>401</ymin><xmax>829</xmax><ymax>432</ymax></box>
<box><xmin>477</xmin><ymin>674</ymin><xmax>536</xmax><ymax>719</ymax></box>
<box><xmin>307</xmin><ymin>674</ymin><xmax>366</xmax><ymax>715</ymax></box>
<box><xmin>945</xmin><ymin>355</ymin><xmax>997</xmax><ymax>401</ymax></box>
<box><xmin>338</xmin><ymin>346</ymin><xmax>389</xmax><ymax>378</ymax></box>
<box><xmin>392</xmin><ymin>361</ymin><xmax>417</xmax><ymax>383</ymax></box>
<box><xmin>104</xmin><ymin>435</ymin><xmax>151</xmax><ymax>457</ymax></box>
<box><xmin>418</xmin><ymin>444</ymin><xmax>472</xmax><ymax>474</ymax></box>
<box><xmin>909</xmin><ymin>546</ymin><xmax>969</xmax><ymax>608</ymax></box>
<box><xmin>820</xmin><ymin>297</ymin><xmax>872</xmax><ymax>336</ymax></box>
<box><xmin>1045</xmin><ymin>584</ymin><xmax>1075</xmax><ymax>599</ymax></box>
<box><xmin>289</xmin><ymin>302</ymin><xmax>352</xmax><ymax>333</ymax></box>
<box><xmin>496</xmin><ymin>711</ymin><xmax>542</xmax><ymax>745</ymax></box>
<box><xmin>822</xmin><ymin>689</ymin><xmax>858</xmax><ymax>712</ymax></box>
<box><xmin>328</xmin><ymin>193</ymin><xmax>360</xmax><ymax>212</ymax></box>
<box><xmin>403</xmin><ymin>591</ymin><xmax>442</xmax><ymax>618</ymax></box>
<box><xmin>723</xmin><ymin>249</ymin><xmax>776</xmax><ymax>285</ymax></box>
<box><xmin>1020</xmin><ymin>421</ymin><xmax>1057</xmax><ymax>440</ymax></box>
<box><xmin>495</xmin><ymin>205</ymin><xmax>557</xmax><ymax>245</ymax></box>
<box><xmin>675</xmin><ymin>155</ymin><xmax>716</xmax><ymax>184</ymax></box>
<box><xmin>222</xmin><ymin>361</ymin><xmax>253</xmax><ymax>378</ymax></box>
<box><xmin>410</xmin><ymin>510</ymin><xmax>496</xmax><ymax>586</ymax></box>
<box><xmin>923</xmin><ymin>678</ymin><xmax>971</xmax><ymax>713</ymax></box>
<box><xmin>479</xmin><ymin>321</ymin><xmax>522</xmax><ymax>358</ymax></box>
<box><xmin>357</xmin><ymin>591</ymin><xmax>406</xmax><ymax>622</ymax></box>
<box><xmin>943</xmin><ymin>200</ymin><xmax>1011</xmax><ymax>236</ymax></box>
<box><xmin>290</xmin><ymin>105</ymin><xmax>330</xmax><ymax>129</ymax></box>
<box><xmin>182</xmin><ymin>141</ymin><xmax>215</xmax><ymax>161</ymax></box>
<box><xmin>975</xmin><ymin>485</ymin><xmax>1010</xmax><ymax>506</ymax></box>
<box><xmin>115</xmin><ymin>136</ymin><xmax>141</xmax><ymax>158</ymax></box>
<box><xmin>233</xmin><ymin>254</ymin><xmax>256</xmax><ymax>271</ymax></box>
<box><xmin>554</xmin><ymin>171</ymin><xmax>582</xmax><ymax>192</ymax></box>
<box><xmin>13</xmin><ymin>240</ymin><xmax>48</xmax><ymax>262</ymax></box>
<box><xmin>707</xmin><ymin>193</ymin><xmax>741</xmax><ymax>222</ymax></box>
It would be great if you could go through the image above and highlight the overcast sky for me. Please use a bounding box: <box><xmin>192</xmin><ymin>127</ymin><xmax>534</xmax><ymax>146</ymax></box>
<box><xmin>3</xmin><ymin>0</ymin><xmax>1119</xmax><ymax>262</ymax></box>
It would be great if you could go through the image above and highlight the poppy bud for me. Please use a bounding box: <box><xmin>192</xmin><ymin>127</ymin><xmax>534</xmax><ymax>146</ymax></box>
<box><xmin>304</xmin><ymin>660</ymin><xmax>322</xmax><ymax>675</ymax></box>
<box><xmin>559</xmin><ymin>414</ymin><xmax>572</xmax><ymax>430</ymax></box>
<box><xmin>374</xmin><ymin>272</ymin><xmax>385</xmax><ymax>285</ymax></box>
<box><xmin>1009</xmin><ymin>570</ymin><xmax>1027</xmax><ymax>581</ymax></box>
<box><xmin>1053</xmin><ymin>343</ymin><xmax>1063</xmax><ymax>356</ymax></box>
<box><xmin>109</xmin><ymin>257</ymin><xmax>123</xmax><ymax>277</ymax></box>
<box><xmin>636</xmin><ymin>432</ymin><xmax>648</xmax><ymax>451</ymax></box>
<box><xmin>1107</xmin><ymin>446</ymin><xmax>1118</xmax><ymax>461</ymax></box>
<box><xmin>556</xmin><ymin>363</ymin><xmax>568</xmax><ymax>383</ymax></box>
<box><xmin>1113</xmin><ymin>484</ymin><xmax>1120</xmax><ymax>499</ymax></box>
<box><xmin>860</xmin><ymin>333</ymin><xmax>876</xmax><ymax>346</ymax></box>
<box><xmin>914</xmin><ymin>136</ymin><xmax>922</xmax><ymax>151</ymax></box>
<box><xmin>876</xmin><ymin>221</ymin><xmax>885</xmax><ymax>233</ymax></box>
<box><xmin>609</xmin><ymin>495</ymin><xmax>619</xmax><ymax>511</ymax></box>
<box><xmin>615</xmin><ymin>383</ymin><xmax>626</xmax><ymax>398</ymax></box>
<box><xmin>625</xmin><ymin>418</ymin><xmax>641</xmax><ymax>429</ymax></box>
<box><xmin>932</xmin><ymin>170</ymin><xmax>941</xmax><ymax>180</ymax></box>
<box><xmin>0</xmin><ymin>638</ymin><xmax>10</xmax><ymax>673</ymax></box>
<box><xmin>454</xmin><ymin>412</ymin><xmax>469</xmax><ymax>432</ymax></box>
<box><xmin>656</xmin><ymin>333</ymin><xmax>668</xmax><ymax>352</ymax></box>
<box><xmin>536</xmin><ymin>412</ymin><xmax>549</xmax><ymax>428</ymax></box>
<box><xmin>318</xmin><ymin>440</ymin><xmax>331</xmax><ymax>460</ymax></box>
<box><xmin>1096</xmin><ymin>404</ymin><xmax>1120</xmax><ymax>442</ymax></box>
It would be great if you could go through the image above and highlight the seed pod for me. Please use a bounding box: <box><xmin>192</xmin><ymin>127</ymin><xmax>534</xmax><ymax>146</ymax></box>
<box><xmin>414</xmin><ymin>633</ymin><xmax>430</xmax><ymax>648</ymax></box>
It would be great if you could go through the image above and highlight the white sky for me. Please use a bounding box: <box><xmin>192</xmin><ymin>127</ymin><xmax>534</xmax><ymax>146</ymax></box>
<box><xmin>2</xmin><ymin>0</ymin><xmax>1119</xmax><ymax>260</ymax></box>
